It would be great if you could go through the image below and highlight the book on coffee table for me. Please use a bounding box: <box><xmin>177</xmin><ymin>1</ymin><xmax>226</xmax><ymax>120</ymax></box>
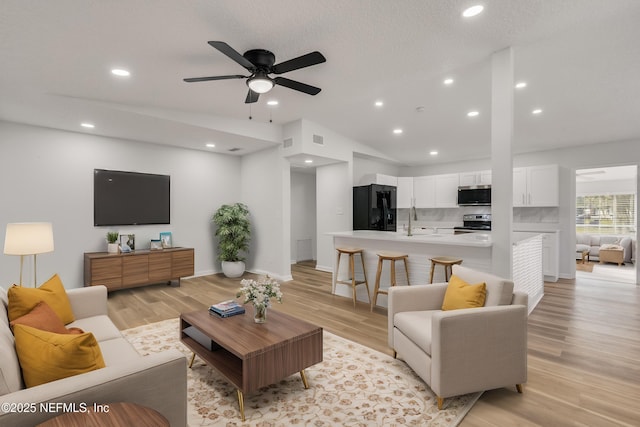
<box><xmin>209</xmin><ymin>300</ymin><xmax>245</xmax><ymax>317</ymax></box>
<box><xmin>209</xmin><ymin>306</ymin><xmax>245</xmax><ymax>318</ymax></box>
<box><xmin>210</xmin><ymin>300</ymin><xmax>241</xmax><ymax>312</ymax></box>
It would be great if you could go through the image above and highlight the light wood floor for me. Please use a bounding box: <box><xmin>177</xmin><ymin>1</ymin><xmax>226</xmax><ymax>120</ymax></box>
<box><xmin>107</xmin><ymin>262</ymin><xmax>640</xmax><ymax>426</ymax></box>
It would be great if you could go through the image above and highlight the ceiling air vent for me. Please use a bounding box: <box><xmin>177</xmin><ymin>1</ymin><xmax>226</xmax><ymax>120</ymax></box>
<box><xmin>283</xmin><ymin>138</ymin><xmax>293</xmax><ymax>148</ymax></box>
<box><xmin>312</xmin><ymin>134</ymin><xmax>324</xmax><ymax>145</ymax></box>
<box><xmin>228</xmin><ymin>147</ymin><xmax>242</xmax><ymax>152</ymax></box>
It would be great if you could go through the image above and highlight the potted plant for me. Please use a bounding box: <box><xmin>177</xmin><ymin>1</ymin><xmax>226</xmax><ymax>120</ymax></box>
<box><xmin>106</xmin><ymin>231</ymin><xmax>119</xmax><ymax>253</ymax></box>
<box><xmin>212</xmin><ymin>203</ymin><xmax>251</xmax><ymax>278</ymax></box>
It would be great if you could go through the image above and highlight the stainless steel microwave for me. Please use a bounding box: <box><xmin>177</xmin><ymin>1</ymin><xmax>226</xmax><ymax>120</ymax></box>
<box><xmin>457</xmin><ymin>185</ymin><xmax>491</xmax><ymax>206</ymax></box>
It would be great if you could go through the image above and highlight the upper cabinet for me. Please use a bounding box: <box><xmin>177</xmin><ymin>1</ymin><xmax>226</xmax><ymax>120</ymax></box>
<box><xmin>413</xmin><ymin>174</ymin><xmax>459</xmax><ymax>208</ymax></box>
<box><xmin>459</xmin><ymin>170</ymin><xmax>492</xmax><ymax>186</ymax></box>
<box><xmin>434</xmin><ymin>174</ymin><xmax>459</xmax><ymax>207</ymax></box>
<box><xmin>358</xmin><ymin>173</ymin><xmax>398</xmax><ymax>186</ymax></box>
<box><xmin>513</xmin><ymin>165</ymin><xmax>559</xmax><ymax>207</ymax></box>
<box><xmin>413</xmin><ymin>176</ymin><xmax>436</xmax><ymax>208</ymax></box>
<box><xmin>396</xmin><ymin>177</ymin><xmax>414</xmax><ymax>209</ymax></box>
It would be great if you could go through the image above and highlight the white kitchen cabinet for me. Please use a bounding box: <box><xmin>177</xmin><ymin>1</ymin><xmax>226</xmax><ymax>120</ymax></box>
<box><xmin>396</xmin><ymin>177</ymin><xmax>414</xmax><ymax>209</ymax></box>
<box><xmin>513</xmin><ymin>230</ymin><xmax>559</xmax><ymax>282</ymax></box>
<box><xmin>459</xmin><ymin>170</ymin><xmax>492</xmax><ymax>186</ymax></box>
<box><xmin>359</xmin><ymin>173</ymin><xmax>397</xmax><ymax>186</ymax></box>
<box><xmin>513</xmin><ymin>165</ymin><xmax>559</xmax><ymax>207</ymax></box>
<box><xmin>413</xmin><ymin>175</ymin><xmax>436</xmax><ymax>208</ymax></box>
<box><xmin>434</xmin><ymin>174</ymin><xmax>459</xmax><ymax>207</ymax></box>
<box><xmin>413</xmin><ymin>174</ymin><xmax>459</xmax><ymax>208</ymax></box>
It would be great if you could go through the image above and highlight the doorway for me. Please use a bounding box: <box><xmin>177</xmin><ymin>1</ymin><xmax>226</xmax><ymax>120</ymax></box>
<box><xmin>575</xmin><ymin>165</ymin><xmax>637</xmax><ymax>284</ymax></box>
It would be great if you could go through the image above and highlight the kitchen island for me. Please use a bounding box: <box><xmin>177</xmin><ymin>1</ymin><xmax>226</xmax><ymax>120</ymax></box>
<box><xmin>328</xmin><ymin>230</ymin><xmax>492</xmax><ymax>308</ymax></box>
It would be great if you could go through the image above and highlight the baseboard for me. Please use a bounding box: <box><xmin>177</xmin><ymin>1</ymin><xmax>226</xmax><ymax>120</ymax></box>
<box><xmin>315</xmin><ymin>264</ymin><xmax>333</xmax><ymax>273</ymax></box>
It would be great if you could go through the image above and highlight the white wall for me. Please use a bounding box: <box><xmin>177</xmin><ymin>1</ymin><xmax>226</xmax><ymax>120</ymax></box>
<box><xmin>352</xmin><ymin>155</ymin><xmax>401</xmax><ymax>186</ymax></box>
<box><xmin>577</xmin><ymin>178</ymin><xmax>636</xmax><ymax>195</ymax></box>
<box><xmin>290</xmin><ymin>171</ymin><xmax>316</xmax><ymax>263</ymax></box>
<box><xmin>240</xmin><ymin>146</ymin><xmax>292</xmax><ymax>281</ymax></box>
<box><xmin>316</xmin><ymin>162</ymin><xmax>351</xmax><ymax>272</ymax></box>
<box><xmin>0</xmin><ymin>121</ymin><xmax>241</xmax><ymax>289</ymax></box>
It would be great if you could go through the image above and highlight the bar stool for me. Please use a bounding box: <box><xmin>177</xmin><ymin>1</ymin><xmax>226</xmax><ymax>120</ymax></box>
<box><xmin>371</xmin><ymin>251</ymin><xmax>410</xmax><ymax>311</ymax></box>
<box><xmin>333</xmin><ymin>247</ymin><xmax>370</xmax><ymax>308</ymax></box>
<box><xmin>429</xmin><ymin>256</ymin><xmax>463</xmax><ymax>283</ymax></box>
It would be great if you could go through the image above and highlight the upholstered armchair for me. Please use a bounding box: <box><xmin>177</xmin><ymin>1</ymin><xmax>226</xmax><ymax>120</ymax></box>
<box><xmin>388</xmin><ymin>264</ymin><xmax>528</xmax><ymax>409</ymax></box>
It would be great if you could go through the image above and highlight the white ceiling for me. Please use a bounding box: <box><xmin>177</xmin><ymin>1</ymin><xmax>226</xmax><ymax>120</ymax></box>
<box><xmin>1</xmin><ymin>0</ymin><xmax>639</xmax><ymax>166</ymax></box>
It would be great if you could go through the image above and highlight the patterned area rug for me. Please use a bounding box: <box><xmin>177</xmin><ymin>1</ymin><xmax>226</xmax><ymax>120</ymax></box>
<box><xmin>122</xmin><ymin>318</ymin><xmax>481</xmax><ymax>426</ymax></box>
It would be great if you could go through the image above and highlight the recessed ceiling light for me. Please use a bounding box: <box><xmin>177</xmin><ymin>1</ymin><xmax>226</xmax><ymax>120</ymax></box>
<box><xmin>81</xmin><ymin>123</ymin><xmax>95</xmax><ymax>128</ymax></box>
<box><xmin>375</xmin><ymin>100</ymin><xmax>384</xmax><ymax>107</ymax></box>
<box><xmin>532</xmin><ymin>109</ymin><xmax>543</xmax><ymax>115</ymax></box>
<box><xmin>393</xmin><ymin>128</ymin><xmax>403</xmax><ymax>134</ymax></box>
<box><xmin>467</xmin><ymin>111</ymin><xmax>479</xmax><ymax>117</ymax></box>
<box><xmin>304</xmin><ymin>159</ymin><xmax>313</xmax><ymax>164</ymax></box>
<box><xmin>462</xmin><ymin>5</ymin><xmax>484</xmax><ymax>18</ymax></box>
<box><xmin>205</xmin><ymin>143</ymin><xmax>215</xmax><ymax>148</ymax></box>
<box><xmin>430</xmin><ymin>150</ymin><xmax>438</xmax><ymax>156</ymax></box>
<box><xmin>267</xmin><ymin>100</ymin><xmax>279</xmax><ymax>106</ymax></box>
<box><xmin>111</xmin><ymin>68</ymin><xmax>130</xmax><ymax>77</ymax></box>
<box><xmin>444</xmin><ymin>78</ymin><xmax>454</xmax><ymax>85</ymax></box>
<box><xmin>515</xmin><ymin>82</ymin><xmax>527</xmax><ymax>89</ymax></box>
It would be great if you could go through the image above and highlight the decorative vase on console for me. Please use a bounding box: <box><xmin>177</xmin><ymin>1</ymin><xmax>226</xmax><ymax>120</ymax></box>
<box><xmin>236</xmin><ymin>276</ymin><xmax>283</xmax><ymax>324</ymax></box>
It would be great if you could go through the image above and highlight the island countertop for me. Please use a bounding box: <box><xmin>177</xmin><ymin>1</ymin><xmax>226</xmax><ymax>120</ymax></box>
<box><xmin>328</xmin><ymin>230</ymin><xmax>493</xmax><ymax>308</ymax></box>
<box><xmin>327</xmin><ymin>230</ymin><xmax>492</xmax><ymax>247</ymax></box>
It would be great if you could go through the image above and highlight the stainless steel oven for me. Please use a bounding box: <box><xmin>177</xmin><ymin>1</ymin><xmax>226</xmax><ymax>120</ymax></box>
<box><xmin>453</xmin><ymin>214</ymin><xmax>491</xmax><ymax>234</ymax></box>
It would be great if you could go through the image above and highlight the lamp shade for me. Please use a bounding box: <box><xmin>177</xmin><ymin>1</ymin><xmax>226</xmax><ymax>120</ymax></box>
<box><xmin>4</xmin><ymin>222</ymin><xmax>55</xmax><ymax>255</ymax></box>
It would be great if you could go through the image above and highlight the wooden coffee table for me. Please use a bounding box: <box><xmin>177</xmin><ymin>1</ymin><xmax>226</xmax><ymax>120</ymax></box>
<box><xmin>180</xmin><ymin>309</ymin><xmax>323</xmax><ymax>421</ymax></box>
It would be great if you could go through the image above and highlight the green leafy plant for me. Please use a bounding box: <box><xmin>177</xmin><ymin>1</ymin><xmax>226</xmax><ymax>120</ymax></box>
<box><xmin>106</xmin><ymin>231</ymin><xmax>119</xmax><ymax>244</ymax></box>
<box><xmin>212</xmin><ymin>203</ymin><xmax>251</xmax><ymax>262</ymax></box>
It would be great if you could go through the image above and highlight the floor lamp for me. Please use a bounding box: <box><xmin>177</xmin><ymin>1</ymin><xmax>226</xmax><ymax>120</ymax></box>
<box><xmin>3</xmin><ymin>222</ymin><xmax>55</xmax><ymax>287</ymax></box>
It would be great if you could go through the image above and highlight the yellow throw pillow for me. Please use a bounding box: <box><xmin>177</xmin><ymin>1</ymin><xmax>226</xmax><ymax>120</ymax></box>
<box><xmin>13</xmin><ymin>324</ymin><xmax>105</xmax><ymax>388</ymax></box>
<box><xmin>8</xmin><ymin>274</ymin><xmax>75</xmax><ymax>324</ymax></box>
<box><xmin>442</xmin><ymin>274</ymin><xmax>487</xmax><ymax>311</ymax></box>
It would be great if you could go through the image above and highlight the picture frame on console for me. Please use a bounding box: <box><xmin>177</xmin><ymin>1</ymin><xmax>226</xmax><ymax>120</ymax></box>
<box><xmin>160</xmin><ymin>232</ymin><xmax>172</xmax><ymax>248</ymax></box>
<box><xmin>150</xmin><ymin>239</ymin><xmax>163</xmax><ymax>250</ymax></box>
<box><xmin>120</xmin><ymin>234</ymin><xmax>135</xmax><ymax>252</ymax></box>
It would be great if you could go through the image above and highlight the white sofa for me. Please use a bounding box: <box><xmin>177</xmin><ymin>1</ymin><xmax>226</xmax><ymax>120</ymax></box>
<box><xmin>0</xmin><ymin>285</ymin><xmax>187</xmax><ymax>427</ymax></box>
<box><xmin>388</xmin><ymin>265</ymin><xmax>528</xmax><ymax>409</ymax></box>
<box><xmin>576</xmin><ymin>233</ymin><xmax>634</xmax><ymax>264</ymax></box>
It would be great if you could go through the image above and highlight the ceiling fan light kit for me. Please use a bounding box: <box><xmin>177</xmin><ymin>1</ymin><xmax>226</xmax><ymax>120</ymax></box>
<box><xmin>184</xmin><ymin>41</ymin><xmax>326</xmax><ymax>103</ymax></box>
<box><xmin>247</xmin><ymin>72</ymin><xmax>274</xmax><ymax>94</ymax></box>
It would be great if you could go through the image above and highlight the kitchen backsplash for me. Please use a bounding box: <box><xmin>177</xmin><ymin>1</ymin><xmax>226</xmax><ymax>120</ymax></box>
<box><xmin>397</xmin><ymin>206</ymin><xmax>559</xmax><ymax>230</ymax></box>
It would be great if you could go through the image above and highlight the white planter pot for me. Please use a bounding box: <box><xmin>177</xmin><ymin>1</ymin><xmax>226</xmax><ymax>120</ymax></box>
<box><xmin>221</xmin><ymin>261</ymin><xmax>245</xmax><ymax>278</ymax></box>
<box><xmin>107</xmin><ymin>243</ymin><xmax>119</xmax><ymax>254</ymax></box>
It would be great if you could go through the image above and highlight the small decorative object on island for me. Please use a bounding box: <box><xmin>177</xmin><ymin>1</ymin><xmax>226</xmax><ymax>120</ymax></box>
<box><xmin>236</xmin><ymin>276</ymin><xmax>283</xmax><ymax>323</ymax></box>
<box><xmin>212</xmin><ymin>203</ymin><xmax>251</xmax><ymax>278</ymax></box>
<box><xmin>106</xmin><ymin>231</ymin><xmax>119</xmax><ymax>253</ymax></box>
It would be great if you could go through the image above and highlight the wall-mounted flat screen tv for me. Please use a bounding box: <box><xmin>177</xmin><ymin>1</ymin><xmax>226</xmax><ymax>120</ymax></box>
<box><xmin>94</xmin><ymin>169</ymin><xmax>170</xmax><ymax>226</ymax></box>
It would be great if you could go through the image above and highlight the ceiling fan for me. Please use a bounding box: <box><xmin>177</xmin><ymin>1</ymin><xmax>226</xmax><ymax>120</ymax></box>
<box><xmin>183</xmin><ymin>41</ymin><xmax>326</xmax><ymax>103</ymax></box>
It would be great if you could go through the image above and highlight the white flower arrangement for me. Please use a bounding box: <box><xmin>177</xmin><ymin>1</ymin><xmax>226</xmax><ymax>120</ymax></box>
<box><xmin>237</xmin><ymin>276</ymin><xmax>283</xmax><ymax>308</ymax></box>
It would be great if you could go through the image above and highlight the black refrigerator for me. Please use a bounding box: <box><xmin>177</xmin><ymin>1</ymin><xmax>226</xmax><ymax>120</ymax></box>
<box><xmin>353</xmin><ymin>184</ymin><xmax>397</xmax><ymax>231</ymax></box>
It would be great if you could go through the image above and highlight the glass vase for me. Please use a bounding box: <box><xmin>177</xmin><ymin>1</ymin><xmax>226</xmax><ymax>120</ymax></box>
<box><xmin>253</xmin><ymin>304</ymin><xmax>267</xmax><ymax>323</ymax></box>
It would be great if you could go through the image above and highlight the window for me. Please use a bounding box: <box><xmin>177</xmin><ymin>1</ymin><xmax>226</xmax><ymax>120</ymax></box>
<box><xmin>576</xmin><ymin>194</ymin><xmax>635</xmax><ymax>234</ymax></box>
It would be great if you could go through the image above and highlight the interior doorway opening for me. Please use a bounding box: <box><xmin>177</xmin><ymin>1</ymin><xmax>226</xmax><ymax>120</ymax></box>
<box><xmin>575</xmin><ymin>165</ymin><xmax>637</xmax><ymax>284</ymax></box>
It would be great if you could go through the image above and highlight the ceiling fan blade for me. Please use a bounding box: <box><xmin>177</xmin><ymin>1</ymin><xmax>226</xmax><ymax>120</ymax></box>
<box><xmin>245</xmin><ymin>89</ymin><xmax>259</xmax><ymax>104</ymax></box>
<box><xmin>208</xmin><ymin>41</ymin><xmax>255</xmax><ymax>71</ymax></box>
<box><xmin>272</xmin><ymin>51</ymin><xmax>326</xmax><ymax>74</ymax></box>
<box><xmin>183</xmin><ymin>75</ymin><xmax>246</xmax><ymax>83</ymax></box>
<box><xmin>274</xmin><ymin>77</ymin><xmax>321</xmax><ymax>95</ymax></box>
